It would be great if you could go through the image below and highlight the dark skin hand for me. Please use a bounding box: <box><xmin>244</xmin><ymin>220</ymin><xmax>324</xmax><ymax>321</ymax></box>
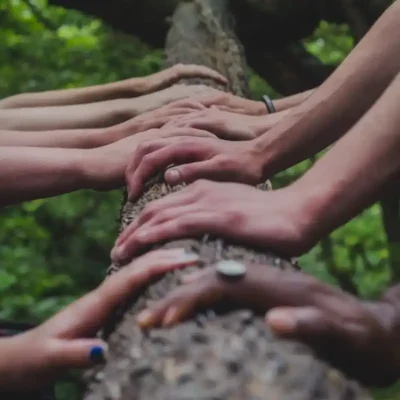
<box><xmin>136</xmin><ymin>263</ymin><xmax>400</xmax><ymax>387</ymax></box>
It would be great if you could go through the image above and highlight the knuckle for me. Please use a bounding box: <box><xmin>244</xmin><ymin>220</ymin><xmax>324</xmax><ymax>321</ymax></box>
<box><xmin>141</xmin><ymin>203</ymin><xmax>158</xmax><ymax>220</ymax></box>
<box><xmin>223</xmin><ymin>209</ymin><xmax>244</xmax><ymax>225</ymax></box>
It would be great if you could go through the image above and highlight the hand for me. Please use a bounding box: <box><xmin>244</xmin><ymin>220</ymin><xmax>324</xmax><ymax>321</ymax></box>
<box><xmin>0</xmin><ymin>248</ymin><xmax>200</xmax><ymax>390</ymax></box>
<box><xmin>137</xmin><ymin>64</ymin><xmax>228</xmax><ymax>93</ymax></box>
<box><xmin>164</xmin><ymin>90</ymin><xmax>266</xmax><ymax>115</ymax></box>
<box><xmin>135</xmin><ymin>263</ymin><xmax>400</xmax><ymax>387</ymax></box>
<box><xmin>112</xmin><ymin>181</ymin><xmax>312</xmax><ymax>264</ymax></box>
<box><xmin>85</xmin><ymin>127</ymin><xmax>217</xmax><ymax>191</ymax></box>
<box><xmin>163</xmin><ymin>107</ymin><xmax>265</xmax><ymax>140</ymax></box>
<box><xmin>126</xmin><ymin>136</ymin><xmax>265</xmax><ymax>201</ymax></box>
<box><xmin>136</xmin><ymin>84</ymin><xmax>219</xmax><ymax>115</ymax></box>
<box><xmin>105</xmin><ymin>100</ymin><xmax>208</xmax><ymax>143</ymax></box>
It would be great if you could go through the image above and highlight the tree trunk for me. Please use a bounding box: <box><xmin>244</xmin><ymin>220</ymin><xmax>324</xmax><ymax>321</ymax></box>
<box><xmin>47</xmin><ymin>0</ymin><xmax>392</xmax><ymax>95</ymax></box>
<box><xmin>83</xmin><ymin>1</ymin><xmax>371</xmax><ymax>399</ymax></box>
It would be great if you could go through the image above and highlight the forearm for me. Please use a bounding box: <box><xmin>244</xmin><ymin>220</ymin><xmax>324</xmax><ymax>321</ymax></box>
<box><xmin>255</xmin><ymin>1</ymin><xmax>400</xmax><ymax>176</ymax></box>
<box><xmin>0</xmin><ymin>78</ymin><xmax>145</xmax><ymax>109</ymax></box>
<box><xmin>0</xmin><ymin>128</ymin><xmax>109</xmax><ymax>149</ymax></box>
<box><xmin>0</xmin><ymin>146</ymin><xmax>90</xmax><ymax>206</ymax></box>
<box><xmin>0</xmin><ymin>99</ymin><xmax>135</xmax><ymax>131</ymax></box>
<box><xmin>291</xmin><ymin>73</ymin><xmax>400</xmax><ymax>242</ymax></box>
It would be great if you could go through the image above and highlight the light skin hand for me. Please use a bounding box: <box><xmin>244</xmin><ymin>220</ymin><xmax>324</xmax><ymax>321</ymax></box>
<box><xmin>112</xmin><ymin>181</ymin><xmax>308</xmax><ymax>265</ymax></box>
<box><xmin>125</xmin><ymin>137</ymin><xmax>265</xmax><ymax>202</ymax></box>
<box><xmin>0</xmin><ymin>64</ymin><xmax>227</xmax><ymax>109</ymax></box>
<box><xmin>163</xmin><ymin>92</ymin><xmax>266</xmax><ymax>115</ymax></box>
<box><xmin>0</xmin><ymin>248</ymin><xmax>200</xmax><ymax>391</ymax></box>
<box><xmin>251</xmin><ymin>1</ymin><xmax>400</xmax><ymax>178</ymax></box>
<box><xmin>0</xmin><ymin>127</ymin><xmax>216</xmax><ymax>206</ymax></box>
<box><xmin>104</xmin><ymin>100</ymin><xmax>207</xmax><ymax>143</ymax></box>
<box><xmin>84</xmin><ymin>127</ymin><xmax>218</xmax><ymax>192</ymax></box>
<box><xmin>163</xmin><ymin>107</ymin><xmax>291</xmax><ymax>140</ymax></box>
<box><xmin>135</xmin><ymin>263</ymin><xmax>400</xmax><ymax>387</ymax></box>
<box><xmin>135</xmin><ymin>64</ymin><xmax>228</xmax><ymax>95</ymax></box>
<box><xmin>0</xmin><ymin>102</ymin><xmax>210</xmax><ymax>150</ymax></box>
<box><xmin>0</xmin><ymin>84</ymin><xmax>215</xmax><ymax>132</ymax></box>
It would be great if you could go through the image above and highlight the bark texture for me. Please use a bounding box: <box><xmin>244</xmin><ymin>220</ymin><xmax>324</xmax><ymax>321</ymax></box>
<box><xmin>83</xmin><ymin>1</ymin><xmax>372</xmax><ymax>399</ymax></box>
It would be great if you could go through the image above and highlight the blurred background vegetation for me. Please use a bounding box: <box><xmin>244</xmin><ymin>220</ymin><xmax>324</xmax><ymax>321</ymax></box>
<box><xmin>0</xmin><ymin>0</ymin><xmax>398</xmax><ymax>399</ymax></box>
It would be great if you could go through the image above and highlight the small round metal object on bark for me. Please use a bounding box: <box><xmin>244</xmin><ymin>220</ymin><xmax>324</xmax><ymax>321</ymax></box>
<box><xmin>216</xmin><ymin>260</ymin><xmax>246</xmax><ymax>281</ymax></box>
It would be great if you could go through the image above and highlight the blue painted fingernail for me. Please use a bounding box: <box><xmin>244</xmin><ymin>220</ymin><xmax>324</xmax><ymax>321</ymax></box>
<box><xmin>89</xmin><ymin>345</ymin><xmax>107</xmax><ymax>364</ymax></box>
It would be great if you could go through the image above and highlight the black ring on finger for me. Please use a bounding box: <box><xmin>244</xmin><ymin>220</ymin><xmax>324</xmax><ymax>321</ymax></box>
<box><xmin>262</xmin><ymin>95</ymin><xmax>276</xmax><ymax>114</ymax></box>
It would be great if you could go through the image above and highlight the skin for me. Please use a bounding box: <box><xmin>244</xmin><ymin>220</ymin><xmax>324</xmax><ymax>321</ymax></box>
<box><xmin>0</xmin><ymin>127</ymin><xmax>216</xmax><ymax>207</ymax></box>
<box><xmin>0</xmin><ymin>248</ymin><xmax>200</xmax><ymax>391</ymax></box>
<box><xmin>162</xmin><ymin>88</ymin><xmax>315</xmax><ymax>116</ymax></box>
<box><xmin>0</xmin><ymin>84</ymin><xmax>217</xmax><ymax>131</ymax></box>
<box><xmin>0</xmin><ymin>64</ymin><xmax>227</xmax><ymax>108</ymax></box>
<box><xmin>0</xmin><ymin>102</ymin><xmax>208</xmax><ymax>149</ymax></box>
<box><xmin>135</xmin><ymin>263</ymin><xmax>400</xmax><ymax>387</ymax></box>
<box><xmin>163</xmin><ymin>106</ymin><xmax>292</xmax><ymax>140</ymax></box>
<box><xmin>124</xmin><ymin>0</ymin><xmax>400</xmax><ymax>195</ymax></box>
<box><xmin>112</xmin><ymin>72</ymin><xmax>400</xmax><ymax>263</ymax></box>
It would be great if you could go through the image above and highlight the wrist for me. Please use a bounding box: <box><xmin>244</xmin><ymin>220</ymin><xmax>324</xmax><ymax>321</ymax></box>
<box><xmin>77</xmin><ymin>148</ymin><xmax>104</xmax><ymax>190</ymax></box>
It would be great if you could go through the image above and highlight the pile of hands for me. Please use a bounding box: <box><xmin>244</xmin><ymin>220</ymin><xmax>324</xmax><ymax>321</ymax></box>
<box><xmin>5</xmin><ymin>65</ymin><xmax>399</xmax><ymax>391</ymax></box>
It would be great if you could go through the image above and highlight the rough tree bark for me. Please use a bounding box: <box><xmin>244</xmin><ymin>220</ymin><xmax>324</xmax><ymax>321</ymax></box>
<box><xmin>83</xmin><ymin>1</ymin><xmax>371</xmax><ymax>399</ymax></box>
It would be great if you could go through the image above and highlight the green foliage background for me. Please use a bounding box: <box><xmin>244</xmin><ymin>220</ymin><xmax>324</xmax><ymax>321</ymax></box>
<box><xmin>0</xmin><ymin>1</ymin><xmax>398</xmax><ymax>398</ymax></box>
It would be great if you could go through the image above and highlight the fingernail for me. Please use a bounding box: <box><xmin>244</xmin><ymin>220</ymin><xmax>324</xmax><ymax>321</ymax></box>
<box><xmin>165</xmin><ymin>169</ymin><xmax>181</xmax><ymax>185</ymax></box>
<box><xmin>162</xmin><ymin>307</ymin><xmax>179</xmax><ymax>327</ymax></box>
<box><xmin>89</xmin><ymin>345</ymin><xmax>108</xmax><ymax>364</ymax></box>
<box><xmin>266</xmin><ymin>310</ymin><xmax>297</xmax><ymax>334</ymax></box>
<box><xmin>137</xmin><ymin>310</ymin><xmax>154</xmax><ymax>328</ymax></box>
<box><xmin>173</xmin><ymin>251</ymin><xmax>200</xmax><ymax>263</ymax></box>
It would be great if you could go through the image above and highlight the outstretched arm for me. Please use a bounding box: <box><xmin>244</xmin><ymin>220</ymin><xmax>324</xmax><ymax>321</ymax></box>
<box><xmin>0</xmin><ymin>64</ymin><xmax>227</xmax><ymax>109</ymax></box>
<box><xmin>255</xmin><ymin>0</ymin><xmax>400</xmax><ymax>177</ymax></box>
<box><xmin>290</xmin><ymin>71</ymin><xmax>400</xmax><ymax>244</ymax></box>
<box><xmin>0</xmin><ymin>84</ymin><xmax>213</xmax><ymax>131</ymax></box>
<box><xmin>0</xmin><ymin>127</ymin><xmax>216</xmax><ymax>206</ymax></box>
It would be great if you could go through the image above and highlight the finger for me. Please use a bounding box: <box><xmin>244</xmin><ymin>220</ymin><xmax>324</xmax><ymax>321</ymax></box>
<box><xmin>174</xmin><ymin>64</ymin><xmax>228</xmax><ymax>84</ymax></box>
<box><xmin>215</xmin><ymin>105</ymin><xmax>247</xmax><ymax>114</ymax></box>
<box><xmin>128</xmin><ymin>142</ymin><xmax>212</xmax><ymax>199</ymax></box>
<box><xmin>165</xmin><ymin>99</ymin><xmax>206</xmax><ymax>111</ymax></box>
<box><xmin>137</xmin><ymin>271</ymin><xmax>225</xmax><ymax>328</ymax></box>
<box><xmin>156</xmin><ymin>129</ymin><xmax>217</xmax><ymax>140</ymax></box>
<box><xmin>118</xmin><ymin>212</ymin><xmax>226</xmax><ymax>258</ymax></box>
<box><xmin>164</xmin><ymin>158</ymin><xmax>228</xmax><ymax>186</ymax></box>
<box><xmin>43</xmin><ymin>248</ymin><xmax>200</xmax><ymax>337</ymax></box>
<box><xmin>49</xmin><ymin>338</ymin><xmax>108</xmax><ymax>369</ymax></box>
<box><xmin>266</xmin><ymin>306</ymin><xmax>332</xmax><ymax>337</ymax></box>
<box><xmin>115</xmin><ymin>188</ymin><xmax>198</xmax><ymax>249</ymax></box>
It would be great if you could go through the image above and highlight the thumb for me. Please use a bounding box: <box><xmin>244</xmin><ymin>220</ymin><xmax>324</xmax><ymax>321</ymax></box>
<box><xmin>50</xmin><ymin>339</ymin><xmax>109</xmax><ymax>370</ymax></box>
<box><xmin>265</xmin><ymin>306</ymin><xmax>332</xmax><ymax>338</ymax></box>
<box><xmin>165</xmin><ymin>159</ymin><xmax>221</xmax><ymax>185</ymax></box>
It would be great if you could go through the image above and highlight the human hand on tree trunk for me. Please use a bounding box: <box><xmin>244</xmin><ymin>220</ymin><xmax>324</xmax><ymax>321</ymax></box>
<box><xmin>112</xmin><ymin>180</ymin><xmax>314</xmax><ymax>264</ymax></box>
<box><xmin>125</xmin><ymin>137</ymin><xmax>267</xmax><ymax>201</ymax></box>
<box><xmin>0</xmin><ymin>249</ymin><xmax>199</xmax><ymax>391</ymax></box>
<box><xmin>162</xmin><ymin>90</ymin><xmax>267</xmax><ymax>115</ymax></box>
<box><xmin>132</xmin><ymin>64</ymin><xmax>228</xmax><ymax>95</ymax></box>
<box><xmin>135</xmin><ymin>262</ymin><xmax>400</xmax><ymax>387</ymax></box>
